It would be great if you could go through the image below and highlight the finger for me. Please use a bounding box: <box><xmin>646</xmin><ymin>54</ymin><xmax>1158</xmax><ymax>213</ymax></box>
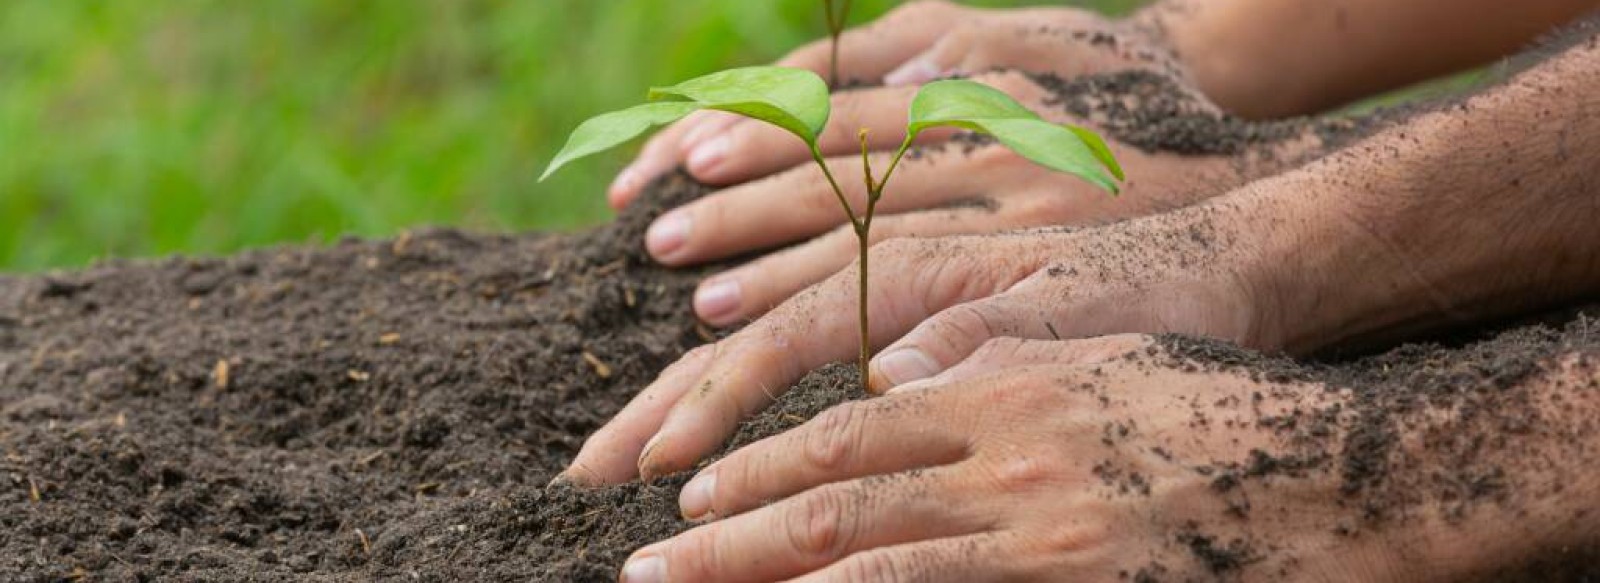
<box><xmin>693</xmin><ymin>202</ymin><xmax>1032</xmax><ymax>326</ymax></box>
<box><xmin>649</xmin><ymin>140</ymin><xmax>1017</xmax><ymax>266</ymax></box>
<box><xmin>886</xmin><ymin>335</ymin><xmax>1155</xmax><ymax>395</ymax></box>
<box><xmin>784</xmin><ymin>533</ymin><xmax>1027</xmax><ymax>583</ymax></box>
<box><xmin>557</xmin><ymin>345</ymin><xmax>715</xmax><ymax>485</ymax></box>
<box><xmin>627</xmin><ymin>467</ymin><xmax>990</xmax><ymax>583</ymax></box>
<box><xmin>866</xmin><ymin>290</ymin><xmax>1054</xmax><ymax>393</ymax></box>
<box><xmin>886</xmin><ymin>14</ymin><xmax>1146</xmax><ymax>87</ymax></box>
<box><xmin>637</xmin><ymin>236</ymin><xmax>1049</xmax><ymax>479</ymax></box>
<box><xmin>678</xmin><ymin>397</ymin><xmax>970</xmax><ymax>521</ymax></box>
<box><xmin>776</xmin><ymin>0</ymin><xmax>972</xmax><ymax>84</ymax></box>
<box><xmin>882</xmin><ymin>23</ymin><xmax>979</xmax><ymax>87</ymax></box>
<box><xmin>609</xmin><ymin>110</ymin><xmax>739</xmax><ymax>209</ymax></box>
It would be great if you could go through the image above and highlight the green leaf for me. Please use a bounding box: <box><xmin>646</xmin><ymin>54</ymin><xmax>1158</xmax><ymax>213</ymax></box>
<box><xmin>1067</xmin><ymin>126</ymin><xmax>1125</xmax><ymax>182</ymax></box>
<box><xmin>907</xmin><ymin>79</ymin><xmax>1122</xmax><ymax>193</ymax></box>
<box><xmin>648</xmin><ymin>66</ymin><xmax>830</xmax><ymax>145</ymax></box>
<box><xmin>540</xmin><ymin>102</ymin><xmax>699</xmax><ymax>182</ymax></box>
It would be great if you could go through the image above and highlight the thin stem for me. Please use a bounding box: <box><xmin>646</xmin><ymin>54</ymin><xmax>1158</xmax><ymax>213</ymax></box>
<box><xmin>873</xmin><ymin>135</ymin><xmax>917</xmax><ymax>201</ymax></box>
<box><xmin>809</xmin><ymin>145</ymin><xmax>861</xmax><ymax>231</ymax></box>
<box><xmin>822</xmin><ymin>0</ymin><xmax>844</xmax><ymax>89</ymax></box>
<box><xmin>856</xmin><ymin>132</ymin><xmax>875</xmax><ymax>388</ymax></box>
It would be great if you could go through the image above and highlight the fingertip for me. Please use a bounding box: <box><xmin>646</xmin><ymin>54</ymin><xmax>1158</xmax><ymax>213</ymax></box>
<box><xmin>645</xmin><ymin>209</ymin><xmax>692</xmax><ymax>263</ymax></box>
<box><xmin>636</xmin><ymin>432</ymin><xmax>673</xmax><ymax>482</ymax></box>
<box><xmin>677</xmin><ymin>469</ymin><xmax>717</xmax><ymax>522</ymax></box>
<box><xmin>868</xmin><ymin>347</ymin><xmax>940</xmax><ymax>393</ymax></box>
<box><xmin>608</xmin><ymin>163</ymin><xmax>644</xmax><ymax>209</ymax></box>
<box><xmin>693</xmin><ymin>277</ymin><xmax>743</xmax><ymax>326</ymax></box>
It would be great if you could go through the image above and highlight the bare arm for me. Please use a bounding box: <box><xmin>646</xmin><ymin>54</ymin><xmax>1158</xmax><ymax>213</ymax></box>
<box><xmin>1236</xmin><ymin>25</ymin><xmax>1600</xmax><ymax>352</ymax></box>
<box><xmin>1144</xmin><ymin>0</ymin><xmax>1600</xmax><ymax>118</ymax></box>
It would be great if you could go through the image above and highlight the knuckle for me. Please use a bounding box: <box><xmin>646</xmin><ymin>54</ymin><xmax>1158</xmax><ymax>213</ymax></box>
<box><xmin>941</xmin><ymin>301</ymin><xmax>1012</xmax><ymax>341</ymax></box>
<box><xmin>972</xmin><ymin>337</ymin><xmax>1030</xmax><ymax>362</ymax></box>
<box><xmin>805</xmin><ymin>402</ymin><xmax>866</xmax><ymax>471</ymax></box>
<box><xmin>1036</xmin><ymin>519</ymin><xmax>1112</xmax><ymax>555</ymax></box>
<box><xmin>981</xmin><ymin>373</ymin><xmax>1066</xmax><ymax>412</ymax></box>
<box><xmin>985</xmin><ymin>454</ymin><xmax>1063</xmax><ymax>494</ymax></box>
<box><xmin>787</xmin><ymin>486</ymin><xmax>861</xmax><ymax>559</ymax></box>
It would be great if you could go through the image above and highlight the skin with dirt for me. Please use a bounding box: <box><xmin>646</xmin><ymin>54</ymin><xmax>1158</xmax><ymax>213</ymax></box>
<box><xmin>3</xmin><ymin>72</ymin><xmax>1597</xmax><ymax>581</ymax></box>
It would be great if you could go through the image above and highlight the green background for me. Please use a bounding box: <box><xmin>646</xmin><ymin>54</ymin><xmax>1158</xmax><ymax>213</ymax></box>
<box><xmin>0</xmin><ymin>0</ymin><xmax>1147</xmax><ymax>272</ymax></box>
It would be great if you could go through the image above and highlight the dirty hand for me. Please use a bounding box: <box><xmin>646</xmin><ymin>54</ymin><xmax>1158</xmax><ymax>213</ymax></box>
<box><xmin>559</xmin><ymin>201</ymin><xmax>1277</xmax><ymax>485</ymax></box>
<box><xmin>616</xmin><ymin>338</ymin><xmax>1552</xmax><ymax>583</ymax></box>
<box><xmin>635</xmin><ymin>69</ymin><xmax>1249</xmax><ymax>326</ymax></box>
<box><xmin>608</xmin><ymin>0</ymin><xmax>1187</xmax><ymax>209</ymax></box>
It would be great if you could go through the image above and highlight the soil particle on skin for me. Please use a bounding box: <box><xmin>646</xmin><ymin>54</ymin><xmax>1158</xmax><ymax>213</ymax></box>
<box><xmin>1175</xmin><ymin>521</ymin><xmax>1257</xmax><ymax>575</ymax></box>
<box><xmin>1031</xmin><ymin>70</ymin><xmax>1384</xmax><ymax>156</ymax></box>
<box><xmin>1156</xmin><ymin>309</ymin><xmax>1600</xmax><ymax>527</ymax></box>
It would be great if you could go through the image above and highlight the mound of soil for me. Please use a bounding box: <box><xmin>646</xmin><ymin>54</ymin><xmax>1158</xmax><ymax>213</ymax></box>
<box><xmin>2</xmin><ymin>71</ymin><xmax>1594</xmax><ymax>581</ymax></box>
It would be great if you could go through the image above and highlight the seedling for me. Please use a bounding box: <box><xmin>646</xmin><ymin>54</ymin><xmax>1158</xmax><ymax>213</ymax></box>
<box><xmin>821</xmin><ymin>0</ymin><xmax>852</xmax><ymax>88</ymax></box>
<box><xmin>541</xmin><ymin>67</ymin><xmax>1123</xmax><ymax>386</ymax></box>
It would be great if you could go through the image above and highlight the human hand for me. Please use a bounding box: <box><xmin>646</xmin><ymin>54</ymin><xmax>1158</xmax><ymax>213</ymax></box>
<box><xmin>613</xmin><ymin>337</ymin><xmax>1516</xmax><ymax>583</ymax></box>
<box><xmin>559</xmin><ymin>201</ymin><xmax>1281</xmax><ymax>486</ymax></box>
<box><xmin>640</xmin><ymin>70</ymin><xmax>1259</xmax><ymax>326</ymax></box>
<box><xmin>608</xmin><ymin>0</ymin><xmax>1187</xmax><ymax>209</ymax></box>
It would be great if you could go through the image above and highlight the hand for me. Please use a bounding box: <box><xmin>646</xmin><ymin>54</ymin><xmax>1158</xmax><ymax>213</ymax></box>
<box><xmin>559</xmin><ymin>201</ymin><xmax>1280</xmax><ymax>485</ymax></box>
<box><xmin>614</xmin><ymin>337</ymin><xmax>1529</xmax><ymax>583</ymax></box>
<box><xmin>639</xmin><ymin>70</ymin><xmax>1266</xmax><ymax>326</ymax></box>
<box><xmin>608</xmin><ymin>0</ymin><xmax>1187</xmax><ymax>209</ymax></box>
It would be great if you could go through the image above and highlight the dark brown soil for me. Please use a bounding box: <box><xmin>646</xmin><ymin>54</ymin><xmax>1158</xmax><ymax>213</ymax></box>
<box><xmin>2</xmin><ymin>71</ymin><xmax>1595</xmax><ymax>581</ymax></box>
<box><xmin>1033</xmin><ymin>70</ymin><xmax>1387</xmax><ymax>156</ymax></box>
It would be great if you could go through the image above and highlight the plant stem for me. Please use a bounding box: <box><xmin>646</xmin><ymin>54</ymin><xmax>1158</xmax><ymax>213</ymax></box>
<box><xmin>809</xmin><ymin>146</ymin><xmax>860</xmax><ymax>230</ymax></box>
<box><xmin>822</xmin><ymin>0</ymin><xmax>851</xmax><ymax>89</ymax></box>
<box><xmin>849</xmin><ymin>132</ymin><xmax>914</xmax><ymax>388</ymax></box>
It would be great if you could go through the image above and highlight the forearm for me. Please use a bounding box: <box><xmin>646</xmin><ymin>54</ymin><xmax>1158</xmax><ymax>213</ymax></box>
<box><xmin>1239</xmin><ymin>32</ymin><xmax>1600</xmax><ymax>354</ymax></box>
<box><xmin>1135</xmin><ymin>0</ymin><xmax>1600</xmax><ymax>118</ymax></box>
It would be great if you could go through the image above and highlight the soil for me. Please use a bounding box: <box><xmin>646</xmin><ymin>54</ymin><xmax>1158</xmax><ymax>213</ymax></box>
<box><xmin>2</xmin><ymin>73</ymin><xmax>1596</xmax><ymax>581</ymax></box>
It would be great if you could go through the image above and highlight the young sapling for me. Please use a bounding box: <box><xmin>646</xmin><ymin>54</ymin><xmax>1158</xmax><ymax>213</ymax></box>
<box><xmin>542</xmin><ymin>66</ymin><xmax>1123</xmax><ymax>387</ymax></box>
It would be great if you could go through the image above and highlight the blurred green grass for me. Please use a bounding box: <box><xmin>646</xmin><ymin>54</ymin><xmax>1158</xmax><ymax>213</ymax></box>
<box><xmin>0</xmin><ymin>0</ymin><xmax>1140</xmax><ymax>272</ymax></box>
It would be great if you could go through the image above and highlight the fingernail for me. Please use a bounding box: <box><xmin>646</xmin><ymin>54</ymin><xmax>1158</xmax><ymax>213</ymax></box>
<box><xmin>678</xmin><ymin>470</ymin><xmax>717</xmax><ymax>521</ymax></box>
<box><xmin>873</xmin><ymin>348</ymin><xmax>940</xmax><ymax>387</ymax></box>
<box><xmin>609</xmin><ymin>163</ymin><xmax>642</xmax><ymax>201</ymax></box>
<box><xmin>884</xmin><ymin>58</ymin><xmax>940</xmax><ymax>86</ymax></box>
<box><xmin>686</xmin><ymin>136</ymin><xmax>730</xmax><ymax>176</ymax></box>
<box><xmin>694</xmin><ymin>279</ymin><xmax>742</xmax><ymax>322</ymax></box>
<box><xmin>646</xmin><ymin>210</ymin><xmax>691</xmax><ymax>259</ymax></box>
<box><xmin>638</xmin><ymin>432</ymin><xmax>666</xmax><ymax>479</ymax></box>
<box><xmin>620</xmin><ymin>555</ymin><xmax>666</xmax><ymax>583</ymax></box>
<box><xmin>546</xmin><ymin>474</ymin><xmax>573</xmax><ymax>488</ymax></box>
